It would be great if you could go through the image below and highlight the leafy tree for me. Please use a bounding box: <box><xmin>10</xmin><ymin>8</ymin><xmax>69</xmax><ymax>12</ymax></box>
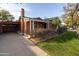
<box><xmin>52</xmin><ymin>17</ymin><xmax>61</xmax><ymax>26</ymax></box>
<box><xmin>52</xmin><ymin>17</ymin><xmax>61</xmax><ymax>32</ymax></box>
<box><xmin>63</xmin><ymin>3</ymin><xmax>79</xmax><ymax>29</ymax></box>
<box><xmin>0</xmin><ymin>9</ymin><xmax>14</xmax><ymax>21</ymax></box>
<box><xmin>52</xmin><ymin>17</ymin><xmax>67</xmax><ymax>34</ymax></box>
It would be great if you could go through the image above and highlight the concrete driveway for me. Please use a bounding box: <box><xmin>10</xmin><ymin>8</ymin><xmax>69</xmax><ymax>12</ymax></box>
<box><xmin>0</xmin><ymin>33</ymin><xmax>48</xmax><ymax>56</ymax></box>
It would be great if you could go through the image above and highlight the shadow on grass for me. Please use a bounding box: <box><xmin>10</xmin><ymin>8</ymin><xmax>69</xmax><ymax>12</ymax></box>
<box><xmin>49</xmin><ymin>31</ymin><xmax>78</xmax><ymax>43</ymax></box>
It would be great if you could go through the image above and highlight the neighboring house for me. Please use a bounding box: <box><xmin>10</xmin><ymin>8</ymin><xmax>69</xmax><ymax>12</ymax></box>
<box><xmin>0</xmin><ymin>8</ymin><xmax>56</xmax><ymax>36</ymax></box>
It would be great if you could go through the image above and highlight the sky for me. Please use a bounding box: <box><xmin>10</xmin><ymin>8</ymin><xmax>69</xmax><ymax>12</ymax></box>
<box><xmin>0</xmin><ymin>3</ymin><xmax>66</xmax><ymax>20</ymax></box>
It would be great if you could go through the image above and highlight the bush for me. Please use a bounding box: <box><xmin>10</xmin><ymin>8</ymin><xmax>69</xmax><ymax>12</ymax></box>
<box><xmin>77</xmin><ymin>28</ymin><xmax>79</xmax><ymax>32</ymax></box>
<box><xmin>57</xmin><ymin>26</ymin><xmax>67</xmax><ymax>34</ymax></box>
<box><xmin>76</xmin><ymin>28</ymin><xmax>79</xmax><ymax>37</ymax></box>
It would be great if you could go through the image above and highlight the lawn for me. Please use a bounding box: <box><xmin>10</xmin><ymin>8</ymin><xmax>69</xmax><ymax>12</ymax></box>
<box><xmin>38</xmin><ymin>31</ymin><xmax>79</xmax><ymax>56</ymax></box>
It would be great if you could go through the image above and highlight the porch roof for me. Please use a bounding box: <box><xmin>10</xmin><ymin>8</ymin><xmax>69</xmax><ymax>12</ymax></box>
<box><xmin>24</xmin><ymin>17</ymin><xmax>49</xmax><ymax>23</ymax></box>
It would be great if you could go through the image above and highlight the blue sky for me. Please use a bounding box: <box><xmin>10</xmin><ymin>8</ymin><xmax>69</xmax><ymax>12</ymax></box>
<box><xmin>0</xmin><ymin>3</ymin><xmax>66</xmax><ymax>20</ymax></box>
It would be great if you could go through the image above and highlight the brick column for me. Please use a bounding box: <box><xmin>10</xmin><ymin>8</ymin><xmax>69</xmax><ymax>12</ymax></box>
<box><xmin>20</xmin><ymin>17</ymin><xmax>24</xmax><ymax>34</ymax></box>
<box><xmin>23</xmin><ymin>18</ymin><xmax>27</xmax><ymax>34</ymax></box>
<box><xmin>19</xmin><ymin>8</ymin><xmax>25</xmax><ymax>34</ymax></box>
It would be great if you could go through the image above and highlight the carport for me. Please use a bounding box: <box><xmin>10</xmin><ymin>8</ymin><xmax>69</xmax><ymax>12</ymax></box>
<box><xmin>0</xmin><ymin>21</ymin><xmax>20</xmax><ymax>33</ymax></box>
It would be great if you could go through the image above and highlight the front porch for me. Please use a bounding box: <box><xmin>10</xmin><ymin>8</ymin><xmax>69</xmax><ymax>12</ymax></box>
<box><xmin>19</xmin><ymin>17</ymin><xmax>56</xmax><ymax>38</ymax></box>
<box><xmin>21</xmin><ymin>18</ymin><xmax>50</xmax><ymax>35</ymax></box>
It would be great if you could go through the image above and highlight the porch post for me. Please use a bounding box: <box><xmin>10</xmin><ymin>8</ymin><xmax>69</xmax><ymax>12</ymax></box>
<box><xmin>0</xmin><ymin>25</ymin><xmax>3</xmax><ymax>33</ymax></box>
<box><xmin>30</xmin><ymin>20</ymin><xmax>31</xmax><ymax>34</ymax></box>
<box><xmin>1</xmin><ymin>21</ymin><xmax>3</xmax><ymax>33</ymax></box>
<box><xmin>33</xmin><ymin>20</ymin><xmax>34</xmax><ymax>31</ymax></box>
<box><xmin>24</xmin><ymin>18</ymin><xmax>27</xmax><ymax>35</ymax></box>
<box><xmin>47</xmin><ymin>21</ymin><xmax>49</xmax><ymax>30</ymax></box>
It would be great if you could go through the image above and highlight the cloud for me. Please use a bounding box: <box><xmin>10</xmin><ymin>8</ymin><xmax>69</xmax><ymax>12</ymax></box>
<box><xmin>0</xmin><ymin>3</ymin><xmax>31</xmax><ymax>20</ymax></box>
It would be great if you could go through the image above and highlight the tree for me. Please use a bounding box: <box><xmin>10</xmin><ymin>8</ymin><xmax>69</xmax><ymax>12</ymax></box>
<box><xmin>52</xmin><ymin>17</ymin><xmax>61</xmax><ymax>32</ymax></box>
<box><xmin>52</xmin><ymin>17</ymin><xmax>67</xmax><ymax>33</ymax></box>
<box><xmin>52</xmin><ymin>17</ymin><xmax>61</xmax><ymax>26</ymax></box>
<box><xmin>0</xmin><ymin>9</ymin><xmax>14</xmax><ymax>21</ymax></box>
<box><xmin>63</xmin><ymin>3</ymin><xmax>79</xmax><ymax>29</ymax></box>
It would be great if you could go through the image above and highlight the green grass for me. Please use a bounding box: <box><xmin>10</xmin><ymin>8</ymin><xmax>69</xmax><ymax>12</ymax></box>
<box><xmin>38</xmin><ymin>31</ymin><xmax>79</xmax><ymax>56</ymax></box>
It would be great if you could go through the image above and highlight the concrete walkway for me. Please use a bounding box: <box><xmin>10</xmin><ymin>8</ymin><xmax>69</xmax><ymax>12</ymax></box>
<box><xmin>0</xmin><ymin>33</ymin><xmax>48</xmax><ymax>56</ymax></box>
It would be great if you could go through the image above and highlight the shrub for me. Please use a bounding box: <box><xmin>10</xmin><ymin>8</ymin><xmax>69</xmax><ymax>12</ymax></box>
<box><xmin>57</xmin><ymin>26</ymin><xmax>67</xmax><ymax>34</ymax></box>
<box><xmin>77</xmin><ymin>27</ymin><xmax>79</xmax><ymax>33</ymax></box>
<box><xmin>76</xmin><ymin>27</ymin><xmax>79</xmax><ymax>37</ymax></box>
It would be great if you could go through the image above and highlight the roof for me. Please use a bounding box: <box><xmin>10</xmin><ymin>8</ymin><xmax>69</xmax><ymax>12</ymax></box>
<box><xmin>24</xmin><ymin>17</ymin><xmax>49</xmax><ymax>23</ymax></box>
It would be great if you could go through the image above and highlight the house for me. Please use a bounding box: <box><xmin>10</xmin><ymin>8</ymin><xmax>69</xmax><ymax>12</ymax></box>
<box><xmin>0</xmin><ymin>8</ymin><xmax>56</xmax><ymax>36</ymax></box>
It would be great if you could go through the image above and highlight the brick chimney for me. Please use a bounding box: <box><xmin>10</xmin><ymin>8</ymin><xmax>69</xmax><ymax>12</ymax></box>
<box><xmin>20</xmin><ymin>8</ymin><xmax>25</xmax><ymax>17</ymax></box>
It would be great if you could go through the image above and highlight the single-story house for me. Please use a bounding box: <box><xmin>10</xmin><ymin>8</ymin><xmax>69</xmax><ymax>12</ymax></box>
<box><xmin>0</xmin><ymin>8</ymin><xmax>56</xmax><ymax>36</ymax></box>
